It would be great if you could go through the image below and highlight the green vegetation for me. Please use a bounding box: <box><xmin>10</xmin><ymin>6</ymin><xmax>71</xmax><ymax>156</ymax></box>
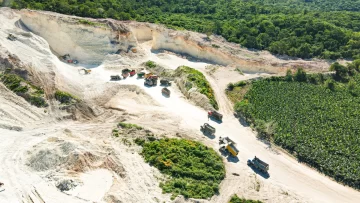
<box><xmin>11</xmin><ymin>0</ymin><xmax>360</xmax><ymax>60</ymax></box>
<box><xmin>117</xmin><ymin>122</ymin><xmax>143</xmax><ymax>130</ymax></box>
<box><xmin>175</xmin><ymin>66</ymin><xmax>218</xmax><ymax>109</ymax></box>
<box><xmin>229</xmin><ymin>195</ymin><xmax>263</xmax><ymax>203</ymax></box>
<box><xmin>55</xmin><ymin>90</ymin><xmax>77</xmax><ymax>104</ymax></box>
<box><xmin>0</xmin><ymin>73</ymin><xmax>47</xmax><ymax>107</ymax></box>
<box><xmin>138</xmin><ymin>138</ymin><xmax>225</xmax><ymax>199</ymax></box>
<box><xmin>230</xmin><ymin>61</ymin><xmax>360</xmax><ymax>190</ymax></box>
<box><xmin>145</xmin><ymin>60</ymin><xmax>156</xmax><ymax>68</ymax></box>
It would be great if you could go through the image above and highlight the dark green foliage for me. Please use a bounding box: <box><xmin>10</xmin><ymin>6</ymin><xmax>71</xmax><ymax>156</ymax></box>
<box><xmin>0</xmin><ymin>73</ymin><xmax>47</xmax><ymax>107</ymax></box>
<box><xmin>117</xmin><ymin>122</ymin><xmax>143</xmax><ymax>130</ymax></box>
<box><xmin>330</xmin><ymin>62</ymin><xmax>349</xmax><ymax>81</ymax></box>
<box><xmin>227</xmin><ymin>83</ymin><xmax>235</xmax><ymax>90</ymax></box>
<box><xmin>145</xmin><ymin>60</ymin><xmax>156</xmax><ymax>68</ymax></box>
<box><xmin>234</xmin><ymin>65</ymin><xmax>360</xmax><ymax>189</ymax></box>
<box><xmin>55</xmin><ymin>90</ymin><xmax>77</xmax><ymax>104</ymax></box>
<box><xmin>176</xmin><ymin>66</ymin><xmax>218</xmax><ymax>110</ymax></box>
<box><xmin>285</xmin><ymin>69</ymin><xmax>293</xmax><ymax>82</ymax></box>
<box><xmin>11</xmin><ymin>0</ymin><xmax>360</xmax><ymax>60</ymax></box>
<box><xmin>294</xmin><ymin>68</ymin><xmax>307</xmax><ymax>82</ymax></box>
<box><xmin>229</xmin><ymin>194</ymin><xmax>263</xmax><ymax>203</ymax></box>
<box><xmin>139</xmin><ymin>138</ymin><xmax>225</xmax><ymax>199</ymax></box>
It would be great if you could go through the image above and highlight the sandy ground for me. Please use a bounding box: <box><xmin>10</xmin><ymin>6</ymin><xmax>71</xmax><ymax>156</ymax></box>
<box><xmin>0</xmin><ymin>7</ymin><xmax>359</xmax><ymax>203</ymax></box>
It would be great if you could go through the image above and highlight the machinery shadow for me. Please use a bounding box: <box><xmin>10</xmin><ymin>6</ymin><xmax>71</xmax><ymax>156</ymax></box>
<box><xmin>201</xmin><ymin>131</ymin><xmax>215</xmax><ymax>139</ymax></box>
<box><xmin>209</xmin><ymin>116</ymin><xmax>223</xmax><ymax>124</ymax></box>
<box><xmin>218</xmin><ymin>149</ymin><xmax>240</xmax><ymax>163</ymax></box>
<box><xmin>248</xmin><ymin>164</ymin><xmax>270</xmax><ymax>179</ymax></box>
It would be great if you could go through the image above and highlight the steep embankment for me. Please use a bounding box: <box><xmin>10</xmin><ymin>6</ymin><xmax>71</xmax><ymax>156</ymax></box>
<box><xmin>19</xmin><ymin>9</ymin><xmax>331</xmax><ymax>74</ymax></box>
<box><xmin>20</xmin><ymin>10</ymin><xmax>140</xmax><ymax>65</ymax></box>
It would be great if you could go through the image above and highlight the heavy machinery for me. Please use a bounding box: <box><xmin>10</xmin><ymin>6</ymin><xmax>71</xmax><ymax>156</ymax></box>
<box><xmin>144</xmin><ymin>75</ymin><xmax>158</xmax><ymax>86</ymax></box>
<box><xmin>200</xmin><ymin>123</ymin><xmax>216</xmax><ymax>136</ymax></box>
<box><xmin>145</xmin><ymin>73</ymin><xmax>154</xmax><ymax>79</ymax></box>
<box><xmin>79</xmin><ymin>68</ymin><xmax>91</xmax><ymax>75</ymax></box>
<box><xmin>61</xmin><ymin>54</ymin><xmax>78</xmax><ymax>64</ymax></box>
<box><xmin>110</xmin><ymin>75</ymin><xmax>121</xmax><ymax>80</ymax></box>
<box><xmin>137</xmin><ymin>72</ymin><xmax>145</xmax><ymax>78</ymax></box>
<box><xmin>129</xmin><ymin>70</ymin><xmax>136</xmax><ymax>76</ymax></box>
<box><xmin>122</xmin><ymin>69</ymin><xmax>130</xmax><ymax>78</ymax></box>
<box><xmin>247</xmin><ymin>156</ymin><xmax>269</xmax><ymax>173</ymax></box>
<box><xmin>208</xmin><ymin>110</ymin><xmax>223</xmax><ymax>121</ymax></box>
<box><xmin>219</xmin><ymin>136</ymin><xmax>239</xmax><ymax>157</ymax></box>
<box><xmin>160</xmin><ymin>79</ymin><xmax>171</xmax><ymax>86</ymax></box>
<box><xmin>7</xmin><ymin>34</ymin><xmax>16</xmax><ymax>41</ymax></box>
<box><xmin>162</xmin><ymin>87</ymin><xmax>170</xmax><ymax>97</ymax></box>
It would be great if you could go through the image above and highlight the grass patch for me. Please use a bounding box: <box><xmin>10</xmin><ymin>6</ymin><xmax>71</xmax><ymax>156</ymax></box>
<box><xmin>0</xmin><ymin>73</ymin><xmax>47</xmax><ymax>107</ymax></box>
<box><xmin>175</xmin><ymin>66</ymin><xmax>218</xmax><ymax>110</ymax></box>
<box><xmin>139</xmin><ymin>138</ymin><xmax>225</xmax><ymax>199</ymax></box>
<box><xmin>211</xmin><ymin>44</ymin><xmax>220</xmax><ymax>48</ymax></box>
<box><xmin>55</xmin><ymin>90</ymin><xmax>77</xmax><ymax>104</ymax></box>
<box><xmin>145</xmin><ymin>60</ymin><xmax>157</xmax><ymax>68</ymax></box>
<box><xmin>232</xmin><ymin>63</ymin><xmax>360</xmax><ymax>190</ymax></box>
<box><xmin>117</xmin><ymin>122</ymin><xmax>143</xmax><ymax>130</ymax></box>
<box><xmin>229</xmin><ymin>195</ymin><xmax>262</xmax><ymax>203</ymax></box>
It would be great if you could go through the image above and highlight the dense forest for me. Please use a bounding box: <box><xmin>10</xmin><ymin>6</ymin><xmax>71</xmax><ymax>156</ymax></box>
<box><xmin>9</xmin><ymin>0</ymin><xmax>360</xmax><ymax>60</ymax></box>
<box><xmin>230</xmin><ymin>60</ymin><xmax>360</xmax><ymax>190</ymax></box>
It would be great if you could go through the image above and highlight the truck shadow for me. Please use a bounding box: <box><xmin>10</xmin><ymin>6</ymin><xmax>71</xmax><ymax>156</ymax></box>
<box><xmin>227</xmin><ymin>156</ymin><xmax>239</xmax><ymax>163</ymax></box>
<box><xmin>248</xmin><ymin>165</ymin><xmax>270</xmax><ymax>179</ymax></box>
<box><xmin>209</xmin><ymin>117</ymin><xmax>223</xmax><ymax>124</ymax></box>
<box><xmin>201</xmin><ymin>131</ymin><xmax>215</xmax><ymax>139</ymax></box>
<box><xmin>161</xmin><ymin>92</ymin><xmax>170</xmax><ymax>98</ymax></box>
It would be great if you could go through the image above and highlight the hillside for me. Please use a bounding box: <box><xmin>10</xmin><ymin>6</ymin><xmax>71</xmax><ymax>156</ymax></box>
<box><xmin>9</xmin><ymin>0</ymin><xmax>360</xmax><ymax>60</ymax></box>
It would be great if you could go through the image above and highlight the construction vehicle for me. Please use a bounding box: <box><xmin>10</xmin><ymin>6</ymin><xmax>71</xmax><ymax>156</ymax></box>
<box><xmin>162</xmin><ymin>87</ymin><xmax>170</xmax><ymax>97</ymax></box>
<box><xmin>129</xmin><ymin>70</ymin><xmax>136</xmax><ymax>76</ymax></box>
<box><xmin>61</xmin><ymin>54</ymin><xmax>78</xmax><ymax>64</ymax></box>
<box><xmin>79</xmin><ymin>68</ymin><xmax>91</xmax><ymax>75</ymax></box>
<box><xmin>160</xmin><ymin>79</ymin><xmax>171</xmax><ymax>86</ymax></box>
<box><xmin>110</xmin><ymin>75</ymin><xmax>121</xmax><ymax>80</ymax></box>
<box><xmin>7</xmin><ymin>34</ymin><xmax>16</xmax><ymax>41</ymax></box>
<box><xmin>219</xmin><ymin>136</ymin><xmax>239</xmax><ymax>157</ymax></box>
<box><xmin>200</xmin><ymin>123</ymin><xmax>215</xmax><ymax>136</ymax></box>
<box><xmin>208</xmin><ymin>110</ymin><xmax>223</xmax><ymax>121</ymax></box>
<box><xmin>145</xmin><ymin>73</ymin><xmax>154</xmax><ymax>79</ymax></box>
<box><xmin>122</xmin><ymin>69</ymin><xmax>130</xmax><ymax>78</ymax></box>
<box><xmin>137</xmin><ymin>72</ymin><xmax>145</xmax><ymax>78</ymax></box>
<box><xmin>144</xmin><ymin>75</ymin><xmax>158</xmax><ymax>86</ymax></box>
<box><xmin>247</xmin><ymin>156</ymin><xmax>269</xmax><ymax>173</ymax></box>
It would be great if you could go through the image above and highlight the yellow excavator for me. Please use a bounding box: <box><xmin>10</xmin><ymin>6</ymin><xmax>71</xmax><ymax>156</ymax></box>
<box><xmin>78</xmin><ymin>68</ymin><xmax>91</xmax><ymax>75</ymax></box>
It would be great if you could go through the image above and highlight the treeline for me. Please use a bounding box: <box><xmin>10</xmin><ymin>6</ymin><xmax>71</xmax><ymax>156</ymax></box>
<box><xmin>231</xmin><ymin>60</ymin><xmax>360</xmax><ymax>190</ymax></box>
<box><xmin>10</xmin><ymin>0</ymin><xmax>360</xmax><ymax>60</ymax></box>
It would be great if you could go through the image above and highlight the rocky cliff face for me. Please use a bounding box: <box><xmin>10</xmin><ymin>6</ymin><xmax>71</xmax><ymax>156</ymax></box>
<box><xmin>20</xmin><ymin>10</ymin><xmax>139</xmax><ymax>65</ymax></box>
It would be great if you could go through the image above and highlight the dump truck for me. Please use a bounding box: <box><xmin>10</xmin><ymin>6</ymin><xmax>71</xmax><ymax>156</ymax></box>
<box><xmin>247</xmin><ymin>156</ymin><xmax>269</xmax><ymax>173</ymax></box>
<box><xmin>7</xmin><ymin>34</ymin><xmax>16</xmax><ymax>41</ymax></box>
<box><xmin>208</xmin><ymin>110</ymin><xmax>223</xmax><ymax>121</ymax></box>
<box><xmin>162</xmin><ymin>87</ymin><xmax>170</xmax><ymax>96</ymax></box>
<box><xmin>219</xmin><ymin>136</ymin><xmax>239</xmax><ymax>157</ymax></box>
<box><xmin>145</xmin><ymin>73</ymin><xmax>154</xmax><ymax>79</ymax></box>
<box><xmin>160</xmin><ymin>79</ymin><xmax>171</xmax><ymax>86</ymax></box>
<box><xmin>61</xmin><ymin>54</ymin><xmax>78</xmax><ymax>64</ymax></box>
<box><xmin>110</xmin><ymin>75</ymin><xmax>121</xmax><ymax>80</ymax></box>
<box><xmin>129</xmin><ymin>70</ymin><xmax>136</xmax><ymax>76</ymax></box>
<box><xmin>137</xmin><ymin>72</ymin><xmax>145</xmax><ymax>78</ymax></box>
<box><xmin>200</xmin><ymin>123</ymin><xmax>216</xmax><ymax>136</ymax></box>
<box><xmin>144</xmin><ymin>75</ymin><xmax>158</xmax><ymax>86</ymax></box>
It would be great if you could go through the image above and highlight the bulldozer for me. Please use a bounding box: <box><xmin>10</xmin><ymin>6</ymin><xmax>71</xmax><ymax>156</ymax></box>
<box><xmin>7</xmin><ymin>34</ymin><xmax>17</xmax><ymax>41</ymax></box>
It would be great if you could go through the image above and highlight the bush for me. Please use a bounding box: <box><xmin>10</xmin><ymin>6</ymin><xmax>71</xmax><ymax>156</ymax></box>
<box><xmin>227</xmin><ymin>83</ymin><xmax>235</xmax><ymax>90</ymax></box>
<box><xmin>145</xmin><ymin>60</ymin><xmax>156</xmax><ymax>68</ymax></box>
<box><xmin>118</xmin><ymin>122</ymin><xmax>143</xmax><ymax>130</ymax></box>
<box><xmin>139</xmin><ymin>138</ymin><xmax>225</xmax><ymax>199</ymax></box>
<box><xmin>55</xmin><ymin>90</ymin><xmax>76</xmax><ymax>104</ymax></box>
<box><xmin>294</xmin><ymin>68</ymin><xmax>307</xmax><ymax>82</ymax></box>
<box><xmin>229</xmin><ymin>195</ymin><xmax>263</xmax><ymax>203</ymax></box>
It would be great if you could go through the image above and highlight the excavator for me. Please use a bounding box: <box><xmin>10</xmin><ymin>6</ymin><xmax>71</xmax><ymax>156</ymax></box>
<box><xmin>78</xmin><ymin>68</ymin><xmax>91</xmax><ymax>75</ymax></box>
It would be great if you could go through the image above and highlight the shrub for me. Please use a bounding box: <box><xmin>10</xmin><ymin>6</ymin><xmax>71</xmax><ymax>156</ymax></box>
<box><xmin>145</xmin><ymin>60</ymin><xmax>156</xmax><ymax>68</ymax></box>
<box><xmin>227</xmin><ymin>83</ymin><xmax>235</xmax><ymax>90</ymax></box>
<box><xmin>229</xmin><ymin>195</ymin><xmax>263</xmax><ymax>203</ymax></box>
<box><xmin>139</xmin><ymin>138</ymin><xmax>225</xmax><ymax>199</ymax></box>
<box><xmin>117</xmin><ymin>122</ymin><xmax>143</xmax><ymax>130</ymax></box>
<box><xmin>285</xmin><ymin>69</ymin><xmax>293</xmax><ymax>82</ymax></box>
<box><xmin>55</xmin><ymin>90</ymin><xmax>76</xmax><ymax>104</ymax></box>
<box><xmin>294</xmin><ymin>68</ymin><xmax>307</xmax><ymax>82</ymax></box>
